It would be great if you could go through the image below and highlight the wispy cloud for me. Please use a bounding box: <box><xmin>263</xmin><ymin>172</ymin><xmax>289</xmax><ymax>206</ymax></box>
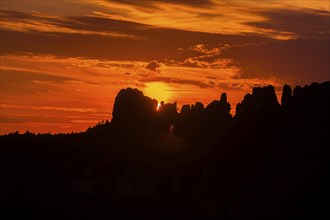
<box><xmin>0</xmin><ymin>10</ymin><xmax>140</xmax><ymax>39</ymax></box>
<box><xmin>221</xmin><ymin>38</ymin><xmax>330</xmax><ymax>84</ymax></box>
<box><xmin>1</xmin><ymin>104</ymin><xmax>102</xmax><ymax>113</ymax></box>
<box><xmin>245</xmin><ymin>8</ymin><xmax>330</xmax><ymax>39</ymax></box>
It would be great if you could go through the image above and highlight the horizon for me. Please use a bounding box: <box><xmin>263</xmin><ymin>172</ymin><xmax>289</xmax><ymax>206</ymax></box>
<box><xmin>1</xmin><ymin>0</ymin><xmax>329</xmax><ymax>134</ymax></box>
<box><xmin>2</xmin><ymin>81</ymin><xmax>329</xmax><ymax>136</ymax></box>
<box><xmin>0</xmin><ymin>83</ymin><xmax>277</xmax><ymax>135</ymax></box>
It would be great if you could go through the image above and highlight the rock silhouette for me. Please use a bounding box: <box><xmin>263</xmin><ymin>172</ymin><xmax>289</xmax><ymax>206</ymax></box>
<box><xmin>281</xmin><ymin>84</ymin><xmax>292</xmax><ymax>110</ymax></box>
<box><xmin>235</xmin><ymin>85</ymin><xmax>280</xmax><ymax>120</ymax></box>
<box><xmin>0</xmin><ymin>81</ymin><xmax>329</xmax><ymax>219</ymax></box>
<box><xmin>111</xmin><ymin>87</ymin><xmax>158</xmax><ymax>131</ymax></box>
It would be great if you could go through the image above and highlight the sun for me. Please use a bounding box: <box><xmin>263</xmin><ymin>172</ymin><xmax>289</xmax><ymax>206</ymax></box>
<box><xmin>144</xmin><ymin>82</ymin><xmax>172</xmax><ymax>105</ymax></box>
<box><xmin>157</xmin><ymin>102</ymin><xmax>162</xmax><ymax>111</ymax></box>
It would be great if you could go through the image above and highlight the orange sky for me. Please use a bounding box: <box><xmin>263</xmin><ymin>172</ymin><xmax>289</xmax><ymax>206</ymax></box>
<box><xmin>1</xmin><ymin>0</ymin><xmax>329</xmax><ymax>134</ymax></box>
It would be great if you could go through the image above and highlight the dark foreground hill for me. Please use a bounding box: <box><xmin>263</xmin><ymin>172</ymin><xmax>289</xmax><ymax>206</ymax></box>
<box><xmin>1</xmin><ymin>82</ymin><xmax>329</xmax><ymax>219</ymax></box>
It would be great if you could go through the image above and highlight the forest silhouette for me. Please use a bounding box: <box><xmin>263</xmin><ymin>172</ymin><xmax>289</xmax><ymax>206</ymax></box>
<box><xmin>1</xmin><ymin>81</ymin><xmax>329</xmax><ymax>219</ymax></box>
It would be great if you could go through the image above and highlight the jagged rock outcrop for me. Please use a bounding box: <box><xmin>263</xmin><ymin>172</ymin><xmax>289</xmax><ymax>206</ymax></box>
<box><xmin>156</xmin><ymin>102</ymin><xmax>178</xmax><ymax>133</ymax></box>
<box><xmin>205</xmin><ymin>92</ymin><xmax>231</xmax><ymax>122</ymax></box>
<box><xmin>174</xmin><ymin>93</ymin><xmax>232</xmax><ymax>141</ymax></box>
<box><xmin>111</xmin><ymin>88</ymin><xmax>158</xmax><ymax>130</ymax></box>
<box><xmin>281</xmin><ymin>84</ymin><xmax>292</xmax><ymax>110</ymax></box>
<box><xmin>235</xmin><ymin>85</ymin><xmax>280</xmax><ymax>119</ymax></box>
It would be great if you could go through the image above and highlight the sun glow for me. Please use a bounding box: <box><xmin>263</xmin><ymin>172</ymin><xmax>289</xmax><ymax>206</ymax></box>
<box><xmin>157</xmin><ymin>102</ymin><xmax>162</xmax><ymax>111</ymax></box>
<box><xmin>144</xmin><ymin>82</ymin><xmax>172</xmax><ymax>104</ymax></box>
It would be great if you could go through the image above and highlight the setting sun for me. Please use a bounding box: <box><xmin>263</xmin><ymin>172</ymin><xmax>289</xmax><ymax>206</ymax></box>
<box><xmin>156</xmin><ymin>102</ymin><xmax>161</xmax><ymax>111</ymax></box>
<box><xmin>144</xmin><ymin>82</ymin><xmax>172</xmax><ymax>104</ymax></box>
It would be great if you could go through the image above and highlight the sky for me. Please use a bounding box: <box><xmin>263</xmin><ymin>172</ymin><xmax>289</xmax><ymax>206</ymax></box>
<box><xmin>0</xmin><ymin>0</ymin><xmax>329</xmax><ymax>134</ymax></box>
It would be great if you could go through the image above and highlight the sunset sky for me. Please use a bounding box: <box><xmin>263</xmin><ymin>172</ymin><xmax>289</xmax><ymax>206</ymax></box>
<box><xmin>1</xmin><ymin>0</ymin><xmax>329</xmax><ymax>134</ymax></box>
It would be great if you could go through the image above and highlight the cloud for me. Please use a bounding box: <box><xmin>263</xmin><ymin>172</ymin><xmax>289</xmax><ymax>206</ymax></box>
<box><xmin>221</xmin><ymin>38</ymin><xmax>330</xmax><ymax>84</ymax></box>
<box><xmin>190</xmin><ymin>44</ymin><xmax>221</xmax><ymax>55</ymax></box>
<box><xmin>182</xmin><ymin>43</ymin><xmax>231</xmax><ymax>68</ymax></box>
<box><xmin>1</xmin><ymin>69</ymin><xmax>76</xmax><ymax>83</ymax></box>
<box><xmin>0</xmin><ymin>10</ymin><xmax>139</xmax><ymax>39</ymax></box>
<box><xmin>141</xmin><ymin>76</ymin><xmax>214</xmax><ymax>89</ymax></box>
<box><xmin>0</xmin><ymin>9</ymin><xmax>269</xmax><ymax>61</ymax></box>
<box><xmin>145</xmin><ymin>60</ymin><xmax>162</xmax><ymax>72</ymax></box>
<box><xmin>107</xmin><ymin>0</ymin><xmax>213</xmax><ymax>8</ymax></box>
<box><xmin>245</xmin><ymin>8</ymin><xmax>330</xmax><ymax>39</ymax></box>
<box><xmin>1</xmin><ymin>8</ymin><xmax>328</xmax><ymax>88</ymax></box>
<box><xmin>0</xmin><ymin>9</ymin><xmax>34</xmax><ymax>19</ymax></box>
<box><xmin>0</xmin><ymin>69</ymin><xmax>80</xmax><ymax>95</ymax></box>
<box><xmin>1</xmin><ymin>104</ymin><xmax>99</xmax><ymax>113</ymax></box>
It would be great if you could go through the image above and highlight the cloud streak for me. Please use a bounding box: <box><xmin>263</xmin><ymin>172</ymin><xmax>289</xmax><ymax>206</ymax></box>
<box><xmin>222</xmin><ymin>38</ymin><xmax>330</xmax><ymax>84</ymax></box>
<box><xmin>145</xmin><ymin>60</ymin><xmax>163</xmax><ymax>72</ymax></box>
<box><xmin>106</xmin><ymin>0</ymin><xmax>213</xmax><ymax>8</ymax></box>
<box><xmin>245</xmin><ymin>8</ymin><xmax>330</xmax><ymax>39</ymax></box>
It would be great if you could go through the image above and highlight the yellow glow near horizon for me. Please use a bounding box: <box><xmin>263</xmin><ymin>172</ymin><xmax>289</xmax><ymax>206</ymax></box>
<box><xmin>144</xmin><ymin>82</ymin><xmax>172</xmax><ymax>104</ymax></box>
